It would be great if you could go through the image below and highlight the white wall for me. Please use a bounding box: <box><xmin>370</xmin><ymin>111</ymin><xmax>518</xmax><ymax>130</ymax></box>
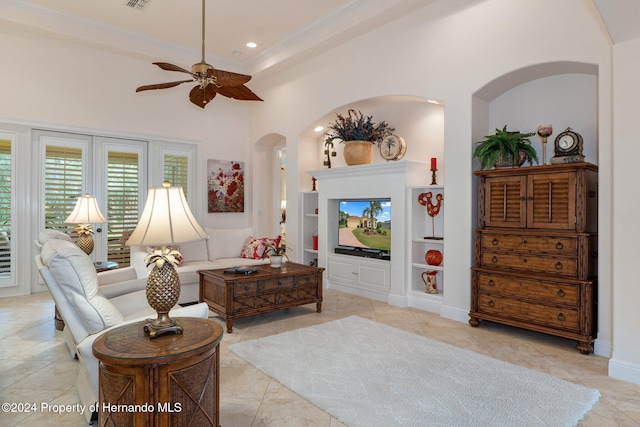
<box><xmin>0</xmin><ymin>24</ymin><xmax>256</xmax><ymax>295</ymax></box>
<box><xmin>249</xmin><ymin>0</ymin><xmax>615</xmax><ymax>356</ymax></box>
<box><xmin>609</xmin><ymin>36</ymin><xmax>640</xmax><ymax>383</ymax></box>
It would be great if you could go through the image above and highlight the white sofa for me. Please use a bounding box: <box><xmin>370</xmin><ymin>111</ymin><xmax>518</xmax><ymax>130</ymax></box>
<box><xmin>35</xmin><ymin>238</ymin><xmax>210</xmax><ymax>423</ymax></box>
<box><xmin>98</xmin><ymin>227</ymin><xmax>271</xmax><ymax>304</ymax></box>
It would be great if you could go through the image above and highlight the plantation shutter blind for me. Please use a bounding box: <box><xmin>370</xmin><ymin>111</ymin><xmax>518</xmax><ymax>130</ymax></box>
<box><xmin>164</xmin><ymin>154</ymin><xmax>188</xmax><ymax>199</ymax></box>
<box><xmin>0</xmin><ymin>139</ymin><xmax>11</xmax><ymax>276</ymax></box>
<box><xmin>44</xmin><ymin>146</ymin><xmax>83</xmax><ymax>232</ymax></box>
<box><xmin>107</xmin><ymin>151</ymin><xmax>139</xmax><ymax>267</ymax></box>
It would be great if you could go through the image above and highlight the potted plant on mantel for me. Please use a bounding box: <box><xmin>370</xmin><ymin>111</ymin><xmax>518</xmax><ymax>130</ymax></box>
<box><xmin>325</xmin><ymin>109</ymin><xmax>395</xmax><ymax>166</ymax></box>
<box><xmin>473</xmin><ymin>125</ymin><xmax>539</xmax><ymax>170</ymax></box>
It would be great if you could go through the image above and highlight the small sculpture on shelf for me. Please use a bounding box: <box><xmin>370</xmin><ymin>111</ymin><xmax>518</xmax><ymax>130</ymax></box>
<box><xmin>323</xmin><ymin>138</ymin><xmax>337</xmax><ymax>168</ymax></box>
<box><xmin>421</xmin><ymin>271</ymin><xmax>438</xmax><ymax>294</ymax></box>
<box><xmin>418</xmin><ymin>192</ymin><xmax>443</xmax><ymax>239</ymax></box>
<box><xmin>536</xmin><ymin>124</ymin><xmax>553</xmax><ymax>165</ymax></box>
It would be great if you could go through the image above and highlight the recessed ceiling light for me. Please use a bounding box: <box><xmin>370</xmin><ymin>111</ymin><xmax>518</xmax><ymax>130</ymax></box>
<box><xmin>246</xmin><ymin>42</ymin><xmax>257</xmax><ymax>48</ymax></box>
<box><xmin>232</xmin><ymin>50</ymin><xmax>242</xmax><ymax>56</ymax></box>
<box><xmin>314</xmin><ymin>126</ymin><xmax>324</xmax><ymax>132</ymax></box>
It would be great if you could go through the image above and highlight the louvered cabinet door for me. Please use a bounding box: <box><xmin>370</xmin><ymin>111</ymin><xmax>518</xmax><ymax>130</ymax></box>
<box><xmin>527</xmin><ymin>172</ymin><xmax>576</xmax><ymax>230</ymax></box>
<box><xmin>483</xmin><ymin>175</ymin><xmax>526</xmax><ymax>228</ymax></box>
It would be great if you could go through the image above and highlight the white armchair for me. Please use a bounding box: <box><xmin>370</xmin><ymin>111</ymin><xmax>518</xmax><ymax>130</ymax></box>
<box><xmin>35</xmin><ymin>238</ymin><xmax>210</xmax><ymax>424</ymax></box>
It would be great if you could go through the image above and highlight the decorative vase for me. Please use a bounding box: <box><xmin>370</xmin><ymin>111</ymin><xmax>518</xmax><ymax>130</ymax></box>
<box><xmin>425</xmin><ymin>249</ymin><xmax>443</xmax><ymax>266</ymax></box>
<box><xmin>343</xmin><ymin>140</ymin><xmax>373</xmax><ymax>166</ymax></box>
<box><xmin>421</xmin><ymin>271</ymin><xmax>438</xmax><ymax>294</ymax></box>
<box><xmin>76</xmin><ymin>233</ymin><xmax>94</xmax><ymax>255</ymax></box>
<box><xmin>270</xmin><ymin>255</ymin><xmax>283</xmax><ymax>268</ymax></box>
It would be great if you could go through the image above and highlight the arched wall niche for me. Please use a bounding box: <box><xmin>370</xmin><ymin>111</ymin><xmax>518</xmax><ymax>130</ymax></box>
<box><xmin>299</xmin><ymin>95</ymin><xmax>445</xmax><ymax>173</ymax></box>
<box><xmin>472</xmin><ymin>61</ymin><xmax>599</xmax><ymax>167</ymax></box>
<box><xmin>253</xmin><ymin>133</ymin><xmax>286</xmax><ymax>237</ymax></box>
<box><xmin>469</xmin><ymin>60</ymin><xmax>607</xmax><ymax>353</ymax></box>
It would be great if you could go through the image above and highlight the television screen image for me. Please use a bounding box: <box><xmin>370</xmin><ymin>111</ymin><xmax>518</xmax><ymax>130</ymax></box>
<box><xmin>338</xmin><ymin>199</ymin><xmax>391</xmax><ymax>252</ymax></box>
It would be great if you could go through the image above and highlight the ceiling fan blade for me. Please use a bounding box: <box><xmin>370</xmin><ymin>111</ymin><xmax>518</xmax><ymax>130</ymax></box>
<box><xmin>207</xmin><ymin>68</ymin><xmax>252</xmax><ymax>86</ymax></box>
<box><xmin>189</xmin><ymin>84</ymin><xmax>217</xmax><ymax>108</ymax></box>
<box><xmin>153</xmin><ymin>62</ymin><xmax>193</xmax><ymax>75</ymax></box>
<box><xmin>136</xmin><ymin>80</ymin><xmax>193</xmax><ymax>92</ymax></box>
<box><xmin>215</xmin><ymin>84</ymin><xmax>263</xmax><ymax>101</ymax></box>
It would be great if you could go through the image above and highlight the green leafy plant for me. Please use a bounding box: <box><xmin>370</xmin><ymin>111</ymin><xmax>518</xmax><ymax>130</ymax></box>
<box><xmin>262</xmin><ymin>242</ymin><xmax>289</xmax><ymax>260</ymax></box>
<box><xmin>325</xmin><ymin>109</ymin><xmax>395</xmax><ymax>144</ymax></box>
<box><xmin>473</xmin><ymin>125</ymin><xmax>538</xmax><ymax>170</ymax></box>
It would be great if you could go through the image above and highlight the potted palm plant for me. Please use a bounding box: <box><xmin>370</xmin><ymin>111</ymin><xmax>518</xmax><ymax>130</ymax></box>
<box><xmin>473</xmin><ymin>125</ymin><xmax>538</xmax><ymax>170</ymax></box>
<box><xmin>325</xmin><ymin>109</ymin><xmax>395</xmax><ymax>165</ymax></box>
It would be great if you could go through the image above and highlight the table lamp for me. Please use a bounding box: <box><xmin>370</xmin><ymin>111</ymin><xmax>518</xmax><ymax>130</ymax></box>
<box><xmin>64</xmin><ymin>194</ymin><xmax>107</xmax><ymax>256</ymax></box>
<box><xmin>126</xmin><ymin>181</ymin><xmax>208</xmax><ymax>338</ymax></box>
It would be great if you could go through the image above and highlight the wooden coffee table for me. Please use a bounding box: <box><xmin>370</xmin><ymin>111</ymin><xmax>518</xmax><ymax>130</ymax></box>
<box><xmin>198</xmin><ymin>262</ymin><xmax>324</xmax><ymax>332</ymax></box>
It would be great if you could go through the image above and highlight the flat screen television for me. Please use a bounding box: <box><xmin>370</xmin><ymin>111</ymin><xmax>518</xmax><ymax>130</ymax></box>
<box><xmin>337</xmin><ymin>199</ymin><xmax>391</xmax><ymax>260</ymax></box>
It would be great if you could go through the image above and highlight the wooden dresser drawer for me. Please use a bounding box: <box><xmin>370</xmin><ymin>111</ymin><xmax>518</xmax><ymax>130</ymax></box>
<box><xmin>481</xmin><ymin>233</ymin><xmax>577</xmax><ymax>255</ymax></box>
<box><xmin>478</xmin><ymin>294</ymin><xmax>579</xmax><ymax>332</ymax></box>
<box><xmin>257</xmin><ymin>274</ymin><xmax>318</xmax><ymax>292</ymax></box>
<box><xmin>234</xmin><ymin>282</ymin><xmax>258</xmax><ymax>295</ymax></box>
<box><xmin>480</xmin><ymin>252</ymin><xmax>577</xmax><ymax>276</ymax></box>
<box><xmin>476</xmin><ymin>272</ymin><xmax>580</xmax><ymax>306</ymax></box>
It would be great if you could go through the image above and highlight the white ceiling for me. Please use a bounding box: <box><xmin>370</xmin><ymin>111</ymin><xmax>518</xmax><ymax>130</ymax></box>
<box><xmin>2</xmin><ymin>0</ymin><xmax>638</xmax><ymax>78</ymax></box>
<box><xmin>1</xmin><ymin>0</ymin><xmax>435</xmax><ymax>77</ymax></box>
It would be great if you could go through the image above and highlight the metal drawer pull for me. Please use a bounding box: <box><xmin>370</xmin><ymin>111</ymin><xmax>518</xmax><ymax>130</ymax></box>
<box><xmin>491</xmin><ymin>256</ymin><xmax>498</xmax><ymax>263</ymax></box>
<box><xmin>522</xmin><ymin>258</ymin><xmax>527</xmax><ymax>263</ymax></box>
<box><xmin>557</xmin><ymin>289</ymin><xmax>565</xmax><ymax>297</ymax></box>
<box><xmin>555</xmin><ymin>262</ymin><xmax>563</xmax><ymax>270</ymax></box>
<box><xmin>487</xmin><ymin>279</ymin><xmax>495</xmax><ymax>287</ymax></box>
<box><xmin>556</xmin><ymin>241</ymin><xmax>564</xmax><ymax>250</ymax></box>
<box><xmin>278</xmin><ymin>281</ymin><xmax>283</xmax><ymax>286</ymax></box>
<box><xmin>522</xmin><ymin>239</ymin><xmax>527</xmax><ymax>245</ymax></box>
<box><xmin>557</xmin><ymin>313</ymin><xmax>566</xmax><ymax>321</ymax></box>
<box><xmin>492</xmin><ymin>238</ymin><xmax>498</xmax><ymax>245</ymax></box>
<box><xmin>244</xmin><ymin>286</ymin><xmax>250</xmax><ymax>291</ymax></box>
<box><xmin>488</xmin><ymin>300</ymin><xmax>495</xmax><ymax>308</ymax></box>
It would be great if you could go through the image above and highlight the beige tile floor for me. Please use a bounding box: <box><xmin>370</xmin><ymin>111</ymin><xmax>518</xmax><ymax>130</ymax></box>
<box><xmin>1</xmin><ymin>289</ymin><xmax>639</xmax><ymax>426</ymax></box>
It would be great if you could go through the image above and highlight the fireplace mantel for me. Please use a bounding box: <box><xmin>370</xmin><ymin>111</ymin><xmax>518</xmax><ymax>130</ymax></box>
<box><xmin>309</xmin><ymin>160</ymin><xmax>429</xmax><ymax>182</ymax></box>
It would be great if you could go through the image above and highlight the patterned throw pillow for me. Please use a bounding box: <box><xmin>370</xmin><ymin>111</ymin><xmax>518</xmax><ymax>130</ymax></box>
<box><xmin>241</xmin><ymin>236</ymin><xmax>282</xmax><ymax>259</ymax></box>
<box><xmin>146</xmin><ymin>245</ymin><xmax>183</xmax><ymax>266</ymax></box>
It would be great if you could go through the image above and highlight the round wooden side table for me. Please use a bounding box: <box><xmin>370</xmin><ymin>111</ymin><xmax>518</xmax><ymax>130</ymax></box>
<box><xmin>92</xmin><ymin>317</ymin><xmax>223</xmax><ymax>427</ymax></box>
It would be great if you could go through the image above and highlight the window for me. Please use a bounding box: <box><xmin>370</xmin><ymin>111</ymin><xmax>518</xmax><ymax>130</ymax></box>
<box><xmin>164</xmin><ymin>154</ymin><xmax>189</xmax><ymax>198</ymax></box>
<box><xmin>107</xmin><ymin>151</ymin><xmax>140</xmax><ymax>267</ymax></box>
<box><xmin>44</xmin><ymin>145</ymin><xmax>84</xmax><ymax>233</ymax></box>
<box><xmin>0</xmin><ymin>138</ymin><xmax>12</xmax><ymax>279</ymax></box>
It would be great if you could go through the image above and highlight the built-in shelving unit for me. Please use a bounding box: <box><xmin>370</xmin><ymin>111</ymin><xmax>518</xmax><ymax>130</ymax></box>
<box><xmin>301</xmin><ymin>191</ymin><xmax>319</xmax><ymax>266</ymax></box>
<box><xmin>408</xmin><ymin>185</ymin><xmax>445</xmax><ymax>312</ymax></box>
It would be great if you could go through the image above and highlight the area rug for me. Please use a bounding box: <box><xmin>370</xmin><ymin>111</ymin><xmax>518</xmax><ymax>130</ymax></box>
<box><xmin>229</xmin><ymin>315</ymin><xmax>600</xmax><ymax>427</ymax></box>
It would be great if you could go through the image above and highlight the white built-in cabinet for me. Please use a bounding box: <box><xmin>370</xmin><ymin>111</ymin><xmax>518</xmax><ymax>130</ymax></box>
<box><xmin>327</xmin><ymin>253</ymin><xmax>390</xmax><ymax>296</ymax></box>
<box><xmin>408</xmin><ymin>185</ymin><xmax>445</xmax><ymax>311</ymax></box>
<box><xmin>309</xmin><ymin>161</ymin><xmax>446</xmax><ymax>313</ymax></box>
<box><xmin>301</xmin><ymin>191</ymin><xmax>319</xmax><ymax>266</ymax></box>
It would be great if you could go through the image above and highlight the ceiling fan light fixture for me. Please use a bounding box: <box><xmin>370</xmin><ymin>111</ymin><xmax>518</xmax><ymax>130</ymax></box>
<box><xmin>135</xmin><ymin>0</ymin><xmax>262</xmax><ymax>107</ymax></box>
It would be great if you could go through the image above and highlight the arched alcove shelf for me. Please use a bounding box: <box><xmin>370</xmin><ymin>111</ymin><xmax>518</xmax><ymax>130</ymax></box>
<box><xmin>299</xmin><ymin>95</ymin><xmax>445</xmax><ymax>174</ymax></box>
<box><xmin>472</xmin><ymin>61</ymin><xmax>599</xmax><ymax>167</ymax></box>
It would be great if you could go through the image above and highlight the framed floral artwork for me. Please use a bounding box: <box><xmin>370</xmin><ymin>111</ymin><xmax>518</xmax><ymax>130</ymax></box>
<box><xmin>207</xmin><ymin>159</ymin><xmax>244</xmax><ymax>212</ymax></box>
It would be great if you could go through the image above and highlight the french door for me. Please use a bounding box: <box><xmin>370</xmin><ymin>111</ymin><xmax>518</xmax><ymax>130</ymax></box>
<box><xmin>37</xmin><ymin>130</ymin><xmax>146</xmax><ymax>267</ymax></box>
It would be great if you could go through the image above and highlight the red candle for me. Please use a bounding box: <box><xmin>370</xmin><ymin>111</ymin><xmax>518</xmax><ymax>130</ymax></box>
<box><xmin>430</xmin><ymin>157</ymin><xmax>437</xmax><ymax>170</ymax></box>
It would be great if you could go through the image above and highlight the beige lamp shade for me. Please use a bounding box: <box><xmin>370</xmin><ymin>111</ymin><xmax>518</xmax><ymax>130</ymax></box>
<box><xmin>126</xmin><ymin>183</ymin><xmax>208</xmax><ymax>247</ymax></box>
<box><xmin>63</xmin><ymin>194</ymin><xmax>107</xmax><ymax>224</ymax></box>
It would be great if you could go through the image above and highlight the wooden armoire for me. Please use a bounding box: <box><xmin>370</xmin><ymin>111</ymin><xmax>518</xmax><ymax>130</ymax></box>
<box><xmin>470</xmin><ymin>162</ymin><xmax>598</xmax><ymax>354</ymax></box>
